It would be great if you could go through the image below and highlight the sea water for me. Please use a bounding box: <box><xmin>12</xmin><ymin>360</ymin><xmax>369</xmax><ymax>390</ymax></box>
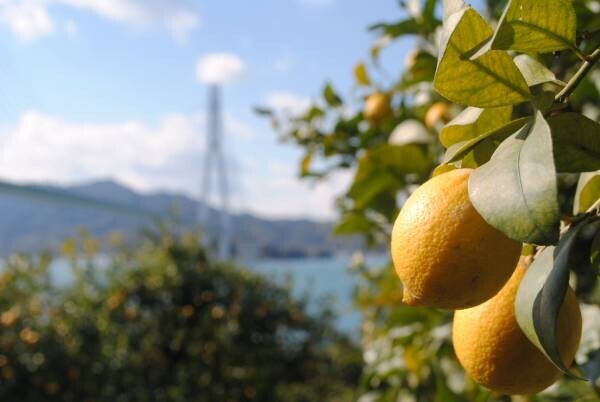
<box><xmin>49</xmin><ymin>254</ymin><xmax>388</xmax><ymax>333</ymax></box>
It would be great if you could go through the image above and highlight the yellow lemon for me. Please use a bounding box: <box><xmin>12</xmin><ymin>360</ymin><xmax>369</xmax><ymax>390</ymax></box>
<box><xmin>453</xmin><ymin>263</ymin><xmax>582</xmax><ymax>395</ymax></box>
<box><xmin>391</xmin><ymin>168</ymin><xmax>521</xmax><ymax>309</ymax></box>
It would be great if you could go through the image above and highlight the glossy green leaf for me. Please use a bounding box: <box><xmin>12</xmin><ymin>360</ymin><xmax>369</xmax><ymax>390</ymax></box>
<box><xmin>469</xmin><ymin>112</ymin><xmax>560</xmax><ymax>245</ymax></box>
<box><xmin>515</xmin><ymin>247</ymin><xmax>553</xmax><ymax>359</ymax></box>
<box><xmin>442</xmin><ymin>117</ymin><xmax>530</xmax><ymax>164</ymax></box>
<box><xmin>434</xmin><ymin>7</ymin><xmax>531</xmax><ymax>107</ymax></box>
<box><xmin>548</xmin><ymin>113</ymin><xmax>600</xmax><ymax>173</ymax></box>
<box><xmin>440</xmin><ymin>106</ymin><xmax>512</xmax><ymax>148</ymax></box>
<box><xmin>514</xmin><ymin>54</ymin><xmax>560</xmax><ymax>87</ymax></box>
<box><xmin>574</xmin><ymin>172</ymin><xmax>600</xmax><ymax>214</ymax></box>
<box><xmin>489</xmin><ymin>0</ymin><xmax>577</xmax><ymax>53</ymax></box>
<box><xmin>516</xmin><ymin>219</ymin><xmax>593</xmax><ymax>377</ymax></box>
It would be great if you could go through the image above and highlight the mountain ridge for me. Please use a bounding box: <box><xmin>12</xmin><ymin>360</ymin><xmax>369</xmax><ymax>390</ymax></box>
<box><xmin>0</xmin><ymin>179</ymin><xmax>359</xmax><ymax>258</ymax></box>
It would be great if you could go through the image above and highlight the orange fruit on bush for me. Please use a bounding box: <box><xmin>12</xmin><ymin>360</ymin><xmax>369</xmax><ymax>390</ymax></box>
<box><xmin>453</xmin><ymin>263</ymin><xmax>582</xmax><ymax>395</ymax></box>
<box><xmin>391</xmin><ymin>168</ymin><xmax>521</xmax><ymax>309</ymax></box>
<box><xmin>364</xmin><ymin>92</ymin><xmax>391</xmax><ymax>122</ymax></box>
<box><xmin>424</xmin><ymin>101</ymin><xmax>451</xmax><ymax>129</ymax></box>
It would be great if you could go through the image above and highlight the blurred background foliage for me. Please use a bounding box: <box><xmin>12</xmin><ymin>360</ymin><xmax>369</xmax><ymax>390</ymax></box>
<box><xmin>0</xmin><ymin>230</ymin><xmax>361</xmax><ymax>401</ymax></box>
<box><xmin>0</xmin><ymin>1</ymin><xmax>597</xmax><ymax>401</ymax></box>
<box><xmin>261</xmin><ymin>0</ymin><xmax>600</xmax><ymax>400</ymax></box>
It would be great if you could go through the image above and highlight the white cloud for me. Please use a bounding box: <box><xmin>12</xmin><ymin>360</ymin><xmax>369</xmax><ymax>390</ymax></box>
<box><xmin>164</xmin><ymin>8</ymin><xmax>199</xmax><ymax>45</ymax></box>
<box><xmin>57</xmin><ymin>0</ymin><xmax>200</xmax><ymax>43</ymax></box>
<box><xmin>196</xmin><ymin>53</ymin><xmax>247</xmax><ymax>85</ymax></box>
<box><xmin>0</xmin><ymin>110</ymin><xmax>345</xmax><ymax>219</ymax></box>
<box><xmin>0</xmin><ymin>0</ymin><xmax>199</xmax><ymax>43</ymax></box>
<box><xmin>0</xmin><ymin>111</ymin><xmax>202</xmax><ymax>189</ymax></box>
<box><xmin>265</xmin><ymin>91</ymin><xmax>311</xmax><ymax>116</ymax></box>
<box><xmin>242</xmin><ymin>160</ymin><xmax>350</xmax><ymax>219</ymax></box>
<box><xmin>0</xmin><ymin>0</ymin><xmax>55</xmax><ymax>41</ymax></box>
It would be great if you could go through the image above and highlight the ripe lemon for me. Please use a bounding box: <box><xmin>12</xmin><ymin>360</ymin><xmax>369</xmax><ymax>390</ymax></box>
<box><xmin>364</xmin><ymin>92</ymin><xmax>391</xmax><ymax>122</ymax></box>
<box><xmin>391</xmin><ymin>169</ymin><xmax>521</xmax><ymax>309</ymax></box>
<box><xmin>424</xmin><ymin>101</ymin><xmax>451</xmax><ymax>129</ymax></box>
<box><xmin>453</xmin><ymin>263</ymin><xmax>582</xmax><ymax>395</ymax></box>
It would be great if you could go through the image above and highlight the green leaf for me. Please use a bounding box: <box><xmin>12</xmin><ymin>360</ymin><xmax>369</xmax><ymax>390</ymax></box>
<box><xmin>460</xmin><ymin>139</ymin><xmax>499</xmax><ymax>169</ymax></box>
<box><xmin>574</xmin><ymin>172</ymin><xmax>600</xmax><ymax>215</ymax></box>
<box><xmin>399</xmin><ymin>51</ymin><xmax>437</xmax><ymax>90</ymax></box>
<box><xmin>253</xmin><ymin>107</ymin><xmax>274</xmax><ymax>116</ymax></box>
<box><xmin>354</xmin><ymin>62</ymin><xmax>371</xmax><ymax>86</ymax></box>
<box><xmin>434</xmin><ymin>7</ymin><xmax>532</xmax><ymax>107</ymax></box>
<box><xmin>300</xmin><ymin>152</ymin><xmax>313</xmax><ymax>177</ymax></box>
<box><xmin>548</xmin><ymin>113</ymin><xmax>600</xmax><ymax>173</ymax></box>
<box><xmin>488</xmin><ymin>0</ymin><xmax>577</xmax><ymax>53</ymax></box>
<box><xmin>532</xmin><ymin>91</ymin><xmax>557</xmax><ymax>115</ymax></box>
<box><xmin>515</xmin><ymin>219</ymin><xmax>593</xmax><ymax>377</ymax></box>
<box><xmin>334</xmin><ymin>213</ymin><xmax>375</xmax><ymax>236</ymax></box>
<box><xmin>432</xmin><ymin>164</ymin><xmax>457</xmax><ymax>177</ymax></box>
<box><xmin>349</xmin><ymin>172</ymin><xmax>399</xmax><ymax>209</ymax></box>
<box><xmin>469</xmin><ymin>111</ymin><xmax>560</xmax><ymax>245</ymax></box>
<box><xmin>370</xmin><ymin>35</ymin><xmax>392</xmax><ymax>64</ymax></box>
<box><xmin>369</xmin><ymin>19</ymin><xmax>420</xmax><ymax>38</ymax></box>
<box><xmin>323</xmin><ymin>83</ymin><xmax>342</xmax><ymax>107</ymax></box>
<box><xmin>514</xmin><ymin>54</ymin><xmax>560</xmax><ymax>87</ymax></box>
<box><xmin>365</xmin><ymin>144</ymin><xmax>431</xmax><ymax>174</ymax></box>
<box><xmin>349</xmin><ymin>145</ymin><xmax>430</xmax><ymax>208</ymax></box>
<box><xmin>440</xmin><ymin>106</ymin><xmax>513</xmax><ymax>148</ymax></box>
<box><xmin>442</xmin><ymin>117</ymin><xmax>530</xmax><ymax>164</ymax></box>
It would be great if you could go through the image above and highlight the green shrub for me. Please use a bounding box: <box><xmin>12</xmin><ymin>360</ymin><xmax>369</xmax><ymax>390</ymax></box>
<box><xmin>0</xmin><ymin>231</ymin><xmax>361</xmax><ymax>402</ymax></box>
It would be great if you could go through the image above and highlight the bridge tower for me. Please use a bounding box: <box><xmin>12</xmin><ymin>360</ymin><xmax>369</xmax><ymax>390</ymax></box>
<box><xmin>198</xmin><ymin>84</ymin><xmax>232</xmax><ymax>260</ymax></box>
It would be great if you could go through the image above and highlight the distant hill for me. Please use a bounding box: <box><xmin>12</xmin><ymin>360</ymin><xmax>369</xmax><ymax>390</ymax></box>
<box><xmin>0</xmin><ymin>179</ymin><xmax>361</xmax><ymax>258</ymax></box>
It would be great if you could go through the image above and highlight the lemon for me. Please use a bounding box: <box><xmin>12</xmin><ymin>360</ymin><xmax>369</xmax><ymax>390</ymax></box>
<box><xmin>391</xmin><ymin>168</ymin><xmax>521</xmax><ymax>309</ymax></box>
<box><xmin>364</xmin><ymin>92</ymin><xmax>391</xmax><ymax>122</ymax></box>
<box><xmin>453</xmin><ymin>263</ymin><xmax>582</xmax><ymax>395</ymax></box>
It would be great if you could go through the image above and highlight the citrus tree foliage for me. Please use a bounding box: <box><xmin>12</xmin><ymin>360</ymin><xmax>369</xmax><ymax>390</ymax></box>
<box><xmin>0</xmin><ymin>232</ymin><xmax>361</xmax><ymax>401</ymax></box>
<box><xmin>261</xmin><ymin>0</ymin><xmax>600</xmax><ymax>400</ymax></box>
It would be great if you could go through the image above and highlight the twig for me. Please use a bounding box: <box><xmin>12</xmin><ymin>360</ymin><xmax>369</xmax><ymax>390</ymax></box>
<box><xmin>555</xmin><ymin>47</ymin><xmax>600</xmax><ymax>103</ymax></box>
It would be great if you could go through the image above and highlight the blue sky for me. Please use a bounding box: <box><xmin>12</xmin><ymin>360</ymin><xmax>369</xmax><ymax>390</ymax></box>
<box><xmin>0</xmin><ymin>0</ymin><xmax>417</xmax><ymax>219</ymax></box>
